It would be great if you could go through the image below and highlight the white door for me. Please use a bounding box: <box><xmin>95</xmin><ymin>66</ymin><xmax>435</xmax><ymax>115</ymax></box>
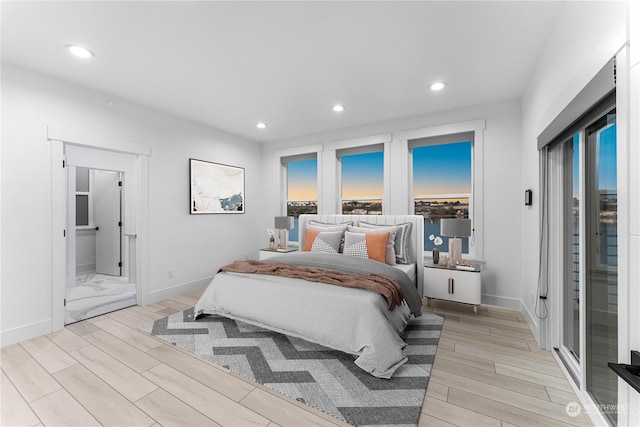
<box><xmin>94</xmin><ymin>170</ymin><xmax>122</xmax><ymax>276</ymax></box>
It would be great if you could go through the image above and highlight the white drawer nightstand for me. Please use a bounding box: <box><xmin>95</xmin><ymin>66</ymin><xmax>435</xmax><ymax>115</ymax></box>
<box><xmin>258</xmin><ymin>248</ymin><xmax>298</xmax><ymax>261</ymax></box>
<box><xmin>424</xmin><ymin>262</ymin><xmax>482</xmax><ymax>315</ymax></box>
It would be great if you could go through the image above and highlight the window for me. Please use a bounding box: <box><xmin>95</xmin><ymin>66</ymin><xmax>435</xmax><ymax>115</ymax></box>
<box><xmin>340</xmin><ymin>149</ymin><xmax>383</xmax><ymax>215</ymax></box>
<box><xmin>75</xmin><ymin>167</ymin><xmax>91</xmax><ymax>227</ymax></box>
<box><xmin>411</xmin><ymin>135</ymin><xmax>473</xmax><ymax>253</ymax></box>
<box><xmin>284</xmin><ymin>156</ymin><xmax>318</xmax><ymax>241</ymax></box>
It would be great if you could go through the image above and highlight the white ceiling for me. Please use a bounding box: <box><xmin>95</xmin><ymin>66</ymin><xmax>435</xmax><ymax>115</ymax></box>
<box><xmin>1</xmin><ymin>1</ymin><xmax>564</xmax><ymax>143</ymax></box>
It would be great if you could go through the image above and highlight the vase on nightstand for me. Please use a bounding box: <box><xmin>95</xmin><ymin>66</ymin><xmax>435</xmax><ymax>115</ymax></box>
<box><xmin>269</xmin><ymin>236</ymin><xmax>276</xmax><ymax>250</ymax></box>
<box><xmin>432</xmin><ymin>248</ymin><xmax>440</xmax><ymax>265</ymax></box>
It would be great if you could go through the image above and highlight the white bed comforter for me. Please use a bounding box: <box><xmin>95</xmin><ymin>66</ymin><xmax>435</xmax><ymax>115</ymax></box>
<box><xmin>194</xmin><ymin>255</ymin><xmax>418</xmax><ymax>378</ymax></box>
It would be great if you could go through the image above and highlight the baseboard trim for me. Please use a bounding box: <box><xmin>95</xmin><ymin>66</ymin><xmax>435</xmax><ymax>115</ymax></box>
<box><xmin>520</xmin><ymin>300</ymin><xmax>541</xmax><ymax>346</ymax></box>
<box><xmin>1</xmin><ymin>277</ymin><xmax>212</xmax><ymax>347</ymax></box>
<box><xmin>481</xmin><ymin>294</ymin><xmax>521</xmax><ymax>311</ymax></box>
<box><xmin>0</xmin><ymin>319</ymin><xmax>52</xmax><ymax>348</ymax></box>
<box><xmin>147</xmin><ymin>276</ymin><xmax>213</xmax><ymax>304</ymax></box>
<box><xmin>76</xmin><ymin>263</ymin><xmax>96</xmax><ymax>274</ymax></box>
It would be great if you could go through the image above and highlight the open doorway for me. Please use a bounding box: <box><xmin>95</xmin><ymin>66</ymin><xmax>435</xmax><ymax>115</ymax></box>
<box><xmin>63</xmin><ymin>145</ymin><xmax>140</xmax><ymax>325</ymax></box>
<box><xmin>66</xmin><ymin>167</ymin><xmax>136</xmax><ymax>324</ymax></box>
<box><xmin>50</xmin><ymin>136</ymin><xmax>149</xmax><ymax>333</ymax></box>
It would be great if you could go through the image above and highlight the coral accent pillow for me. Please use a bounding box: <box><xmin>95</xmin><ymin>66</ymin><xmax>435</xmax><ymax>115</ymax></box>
<box><xmin>357</xmin><ymin>221</ymin><xmax>413</xmax><ymax>264</ymax></box>
<box><xmin>302</xmin><ymin>229</ymin><xmax>321</xmax><ymax>251</ymax></box>
<box><xmin>364</xmin><ymin>233</ymin><xmax>390</xmax><ymax>264</ymax></box>
<box><xmin>347</xmin><ymin>225</ymin><xmax>398</xmax><ymax>265</ymax></box>
<box><xmin>343</xmin><ymin>231</ymin><xmax>390</xmax><ymax>264</ymax></box>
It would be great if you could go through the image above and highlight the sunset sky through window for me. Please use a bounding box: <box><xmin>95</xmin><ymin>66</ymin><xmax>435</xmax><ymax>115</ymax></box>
<box><xmin>287</xmin><ymin>141</ymin><xmax>476</xmax><ymax>200</ymax></box>
<box><xmin>287</xmin><ymin>159</ymin><xmax>317</xmax><ymax>199</ymax></box>
<box><xmin>341</xmin><ymin>151</ymin><xmax>383</xmax><ymax>198</ymax></box>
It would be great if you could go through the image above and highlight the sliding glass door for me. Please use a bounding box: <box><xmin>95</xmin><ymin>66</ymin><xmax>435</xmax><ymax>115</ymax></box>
<box><xmin>561</xmin><ymin>134</ymin><xmax>581</xmax><ymax>374</ymax></box>
<box><xmin>557</xmin><ymin>105</ymin><xmax>618</xmax><ymax>425</ymax></box>
<box><xmin>585</xmin><ymin>110</ymin><xmax>618</xmax><ymax>423</ymax></box>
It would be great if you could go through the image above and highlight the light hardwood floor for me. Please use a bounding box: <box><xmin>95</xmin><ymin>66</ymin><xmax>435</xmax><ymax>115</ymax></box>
<box><xmin>1</xmin><ymin>291</ymin><xmax>593</xmax><ymax>427</ymax></box>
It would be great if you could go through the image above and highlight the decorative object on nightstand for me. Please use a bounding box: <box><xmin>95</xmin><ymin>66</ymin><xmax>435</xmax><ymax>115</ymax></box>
<box><xmin>440</xmin><ymin>217</ymin><xmax>471</xmax><ymax>266</ymax></box>
<box><xmin>267</xmin><ymin>228</ymin><xmax>276</xmax><ymax>250</ymax></box>
<box><xmin>428</xmin><ymin>234</ymin><xmax>443</xmax><ymax>265</ymax></box>
<box><xmin>274</xmin><ymin>216</ymin><xmax>294</xmax><ymax>250</ymax></box>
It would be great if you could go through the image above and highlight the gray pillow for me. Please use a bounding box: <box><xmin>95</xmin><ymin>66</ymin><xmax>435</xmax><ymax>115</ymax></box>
<box><xmin>310</xmin><ymin>231</ymin><xmax>343</xmax><ymax>254</ymax></box>
<box><xmin>342</xmin><ymin>232</ymin><xmax>368</xmax><ymax>260</ymax></box>
<box><xmin>357</xmin><ymin>221</ymin><xmax>413</xmax><ymax>264</ymax></box>
<box><xmin>306</xmin><ymin>220</ymin><xmax>352</xmax><ymax>252</ymax></box>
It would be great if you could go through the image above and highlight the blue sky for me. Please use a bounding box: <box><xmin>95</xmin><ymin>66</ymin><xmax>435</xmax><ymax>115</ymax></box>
<box><xmin>289</xmin><ymin>143</ymin><xmax>475</xmax><ymax>199</ymax></box>
<box><xmin>413</xmin><ymin>142</ymin><xmax>471</xmax><ymax>195</ymax></box>
<box><xmin>573</xmin><ymin>133</ymin><xmax>580</xmax><ymax>196</ymax></box>
<box><xmin>287</xmin><ymin>159</ymin><xmax>317</xmax><ymax>199</ymax></box>
<box><xmin>572</xmin><ymin>123</ymin><xmax>617</xmax><ymax>195</ymax></box>
<box><xmin>342</xmin><ymin>152</ymin><xmax>384</xmax><ymax>197</ymax></box>
<box><xmin>598</xmin><ymin>124</ymin><xmax>617</xmax><ymax>191</ymax></box>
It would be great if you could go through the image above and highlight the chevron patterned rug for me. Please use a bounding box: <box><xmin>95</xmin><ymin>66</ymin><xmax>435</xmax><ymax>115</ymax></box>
<box><xmin>140</xmin><ymin>308</ymin><xmax>443</xmax><ymax>426</ymax></box>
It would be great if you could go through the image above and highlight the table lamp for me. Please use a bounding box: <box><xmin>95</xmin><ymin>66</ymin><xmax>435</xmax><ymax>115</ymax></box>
<box><xmin>440</xmin><ymin>218</ymin><xmax>471</xmax><ymax>265</ymax></box>
<box><xmin>274</xmin><ymin>216</ymin><xmax>294</xmax><ymax>250</ymax></box>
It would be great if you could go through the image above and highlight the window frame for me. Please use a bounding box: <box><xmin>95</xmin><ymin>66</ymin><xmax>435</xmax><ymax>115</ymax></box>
<box><xmin>75</xmin><ymin>167</ymin><xmax>95</xmax><ymax>230</ymax></box>
<box><xmin>277</xmin><ymin>145</ymin><xmax>322</xmax><ymax>242</ymax></box>
<box><xmin>337</xmin><ymin>144</ymin><xmax>385</xmax><ymax>215</ymax></box>
<box><xmin>412</xmin><ymin>139</ymin><xmax>473</xmax><ymax>256</ymax></box>
<box><xmin>328</xmin><ymin>133</ymin><xmax>392</xmax><ymax>215</ymax></box>
<box><xmin>399</xmin><ymin>120</ymin><xmax>485</xmax><ymax>260</ymax></box>
<box><xmin>283</xmin><ymin>153</ymin><xmax>319</xmax><ymax>208</ymax></box>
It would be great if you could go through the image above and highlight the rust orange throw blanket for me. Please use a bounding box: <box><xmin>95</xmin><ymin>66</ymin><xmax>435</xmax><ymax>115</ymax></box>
<box><xmin>220</xmin><ymin>260</ymin><xmax>404</xmax><ymax>311</ymax></box>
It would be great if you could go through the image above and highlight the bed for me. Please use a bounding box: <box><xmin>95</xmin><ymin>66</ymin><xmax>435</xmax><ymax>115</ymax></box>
<box><xmin>194</xmin><ymin>214</ymin><xmax>425</xmax><ymax>378</ymax></box>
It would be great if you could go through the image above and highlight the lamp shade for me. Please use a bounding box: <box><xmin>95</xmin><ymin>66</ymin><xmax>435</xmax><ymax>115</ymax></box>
<box><xmin>440</xmin><ymin>218</ymin><xmax>471</xmax><ymax>237</ymax></box>
<box><xmin>274</xmin><ymin>216</ymin><xmax>294</xmax><ymax>230</ymax></box>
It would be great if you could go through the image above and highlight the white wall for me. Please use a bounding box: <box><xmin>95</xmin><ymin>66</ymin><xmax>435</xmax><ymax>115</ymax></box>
<box><xmin>520</xmin><ymin>0</ymin><xmax>628</xmax><ymax>342</ymax></box>
<box><xmin>1</xmin><ymin>63</ymin><xmax>265</xmax><ymax>345</ymax></box>
<box><xmin>262</xmin><ymin>99</ymin><xmax>523</xmax><ymax>310</ymax></box>
<box><xmin>76</xmin><ymin>230</ymin><xmax>96</xmax><ymax>273</ymax></box>
<box><xmin>520</xmin><ymin>0</ymin><xmax>638</xmax><ymax>423</ymax></box>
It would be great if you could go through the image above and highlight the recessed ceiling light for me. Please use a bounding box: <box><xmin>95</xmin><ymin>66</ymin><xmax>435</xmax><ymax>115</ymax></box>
<box><xmin>332</xmin><ymin>104</ymin><xmax>345</xmax><ymax>113</ymax></box>
<box><xmin>66</xmin><ymin>44</ymin><xmax>94</xmax><ymax>59</ymax></box>
<box><xmin>429</xmin><ymin>81</ymin><xmax>447</xmax><ymax>91</ymax></box>
<box><xmin>256</xmin><ymin>122</ymin><xmax>267</xmax><ymax>129</ymax></box>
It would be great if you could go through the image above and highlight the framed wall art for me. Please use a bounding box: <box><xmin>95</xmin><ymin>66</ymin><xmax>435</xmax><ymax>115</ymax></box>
<box><xmin>189</xmin><ymin>158</ymin><xmax>245</xmax><ymax>214</ymax></box>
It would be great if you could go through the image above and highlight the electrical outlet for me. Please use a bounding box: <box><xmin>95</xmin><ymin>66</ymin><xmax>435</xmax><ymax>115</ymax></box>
<box><xmin>168</xmin><ymin>269</ymin><xmax>174</xmax><ymax>279</ymax></box>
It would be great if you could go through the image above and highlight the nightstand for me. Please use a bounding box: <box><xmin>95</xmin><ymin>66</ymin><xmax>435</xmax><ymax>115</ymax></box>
<box><xmin>258</xmin><ymin>248</ymin><xmax>298</xmax><ymax>261</ymax></box>
<box><xmin>424</xmin><ymin>262</ymin><xmax>481</xmax><ymax>315</ymax></box>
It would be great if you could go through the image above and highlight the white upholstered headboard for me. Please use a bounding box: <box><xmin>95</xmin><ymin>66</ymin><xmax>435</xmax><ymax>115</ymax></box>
<box><xmin>298</xmin><ymin>214</ymin><xmax>425</xmax><ymax>296</ymax></box>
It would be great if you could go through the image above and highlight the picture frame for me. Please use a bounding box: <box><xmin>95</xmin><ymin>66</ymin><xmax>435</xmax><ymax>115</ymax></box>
<box><xmin>189</xmin><ymin>158</ymin><xmax>244</xmax><ymax>214</ymax></box>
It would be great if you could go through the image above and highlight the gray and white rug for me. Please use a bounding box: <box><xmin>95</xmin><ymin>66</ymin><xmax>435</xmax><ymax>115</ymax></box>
<box><xmin>140</xmin><ymin>309</ymin><xmax>443</xmax><ymax>426</ymax></box>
